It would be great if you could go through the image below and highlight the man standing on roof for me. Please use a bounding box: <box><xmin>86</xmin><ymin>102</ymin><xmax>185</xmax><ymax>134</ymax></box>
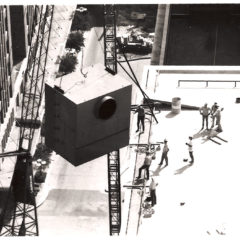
<box><xmin>149</xmin><ymin>177</ymin><xmax>158</xmax><ymax>207</ymax></box>
<box><xmin>210</xmin><ymin>102</ymin><xmax>218</xmax><ymax>128</ymax></box>
<box><xmin>186</xmin><ymin>136</ymin><xmax>194</xmax><ymax>164</ymax></box>
<box><xmin>199</xmin><ymin>103</ymin><xmax>211</xmax><ymax>130</ymax></box>
<box><xmin>159</xmin><ymin>139</ymin><xmax>169</xmax><ymax>166</ymax></box>
<box><xmin>135</xmin><ymin>104</ymin><xmax>145</xmax><ymax>133</ymax></box>
<box><xmin>214</xmin><ymin>106</ymin><xmax>224</xmax><ymax>132</ymax></box>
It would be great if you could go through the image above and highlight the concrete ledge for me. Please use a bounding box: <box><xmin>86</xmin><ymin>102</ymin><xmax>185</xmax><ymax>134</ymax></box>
<box><xmin>121</xmin><ymin>65</ymin><xmax>156</xmax><ymax>236</ymax></box>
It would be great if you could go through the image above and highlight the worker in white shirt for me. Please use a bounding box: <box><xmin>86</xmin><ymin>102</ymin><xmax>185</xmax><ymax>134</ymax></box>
<box><xmin>149</xmin><ymin>177</ymin><xmax>158</xmax><ymax>207</ymax></box>
<box><xmin>186</xmin><ymin>136</ymin><xmax>194</xmax><ymax>164</ymax></box>
<box><xmin>159</xmin><ymin>139</ymin><xmax>169</xmax><ymax>166</ymax></box>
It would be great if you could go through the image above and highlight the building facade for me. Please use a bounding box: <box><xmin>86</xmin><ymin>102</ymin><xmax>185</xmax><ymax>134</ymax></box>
<box><xmin>0</xmin><ymin>6</ymin><xmax>38</xmax><ymax>153</ymax></box>
<box><xmin>0</xmin><ymin>5</ymin><xmax>75</xmax><ymax>156</ymax></box>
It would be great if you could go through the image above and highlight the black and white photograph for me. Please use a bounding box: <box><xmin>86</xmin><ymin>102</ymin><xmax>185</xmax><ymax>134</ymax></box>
<box><xmin>0</xmin><ymin>1</ymin><xmax>240</xmax><ymax>239</ymax></box>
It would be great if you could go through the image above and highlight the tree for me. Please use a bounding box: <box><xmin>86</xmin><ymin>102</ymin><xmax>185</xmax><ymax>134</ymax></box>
<box><xmin>34</xmin><ymin>143</ymin><xmax>52</xmax><ymax>165</ymax></box>
<box><xmin>59</xmin><ymin>53</ymin><xmax>78</xmax><ymax>74</ymax></box>
<box><xmin>66</xmin><ymin>31</ymin><xmax>84</xmax><ymax>52</ymax></box>
<box><xmin>71</xmin><ymin>10</ymin><xmax>91</xmax><ymax>31</ymax></box>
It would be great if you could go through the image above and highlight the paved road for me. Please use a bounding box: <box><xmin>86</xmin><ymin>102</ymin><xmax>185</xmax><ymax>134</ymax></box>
<box><xmin>38</xmin><ymin>154</ymin><xmax>109</xmax><ymax>237</ymax></box>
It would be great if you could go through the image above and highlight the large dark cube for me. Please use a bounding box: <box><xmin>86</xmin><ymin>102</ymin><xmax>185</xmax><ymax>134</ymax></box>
<box><xmin>45</xmin><ymin>64</ymin><xmax>132</xmax><ymax>166</ymax></box>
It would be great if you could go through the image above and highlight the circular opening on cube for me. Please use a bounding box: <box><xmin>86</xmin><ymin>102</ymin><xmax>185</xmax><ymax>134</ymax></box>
<box><xmin>98</xmin><ymin>96</ymin><xmax>117</xmax><ymax>119</ymax></box>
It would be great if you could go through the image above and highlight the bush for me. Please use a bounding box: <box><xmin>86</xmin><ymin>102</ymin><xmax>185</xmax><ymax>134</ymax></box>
<box><xmin>34</xmin><ymin>170</ymin><xmax>46</xmax><ymax>183</ymax></box>
<box><xmin>71</xmin><ymin>11</ymin><xmax>92</xmax><ymax>31</ymax></box>
<box><xmin>59</xmin><ymin>53</ymin><xmax>78</xmax><ymax>74</ymax></box>
<box><xmin>66</xmin><ymin>31</ymin><xmax>84</xmax><ymax>52</ymax></box>
<box><xmin>34</xmin><ymin>143</ymin><xmax>52</xmax><ymax>165</ymax></box>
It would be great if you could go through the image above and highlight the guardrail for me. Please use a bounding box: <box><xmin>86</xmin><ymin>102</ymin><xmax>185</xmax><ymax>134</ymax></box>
<box><xmin>178</xmin><ymin>80</ymin><xmax>240</xmax><ymax>88</ymax></box>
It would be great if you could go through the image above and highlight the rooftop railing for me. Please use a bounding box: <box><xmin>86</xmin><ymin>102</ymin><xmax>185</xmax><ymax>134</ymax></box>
<box><xmin>178</xmin><ymin>80</ymin><xmax>240</xmax><ymax>88</ymax></box>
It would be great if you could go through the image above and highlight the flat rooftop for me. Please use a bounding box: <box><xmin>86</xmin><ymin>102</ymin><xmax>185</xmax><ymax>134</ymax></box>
<box><xmin>136</xmin><ymin>67</ymin><xmax>240</xmax><ymax>239</ymax></box>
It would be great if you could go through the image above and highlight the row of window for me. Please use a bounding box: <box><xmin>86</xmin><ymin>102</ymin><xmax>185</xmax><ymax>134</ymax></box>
<box><xmin>0</xmin><ymin>6</ymin><xmax>37</xmax><ymax>150</ymax></box>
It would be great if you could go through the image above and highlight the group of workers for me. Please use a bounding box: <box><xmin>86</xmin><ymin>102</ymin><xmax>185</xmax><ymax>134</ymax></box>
<box><xmin>135</xmin><ymin>136</ymin><xmax>194</xmax><ymax>207</ymax></box>
<box><xmin>133</xmin><ymin>101</ymin><xmax>224</xmax><ymax>208</ymax></box>
<box><xmin>136</xmin><ymin>145</ymin><xmax>159</xmax><ymax>207</ymax></box>
<box><xmin>134</xmin><ymin>102</ymin><xmax>224</xmax><ymax>133</ymax></box>
<box><xmin>199</xmin><ymin>102</ymin><xmax>223</xmax><ymax>132</ymax></box>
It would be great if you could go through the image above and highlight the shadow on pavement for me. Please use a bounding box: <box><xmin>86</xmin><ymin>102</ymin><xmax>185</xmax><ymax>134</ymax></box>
<box><xmin>165</xmin><ymin>111</ymin><xmax>179</xmax><ymax>118</ymax></box>
<box><xmin>40</xmin><ymin>189</ymin><xmax>108</xmax><ymax>217</ymax></box>
<box><xmin>192</xmin><ymin>127</ymin><xmax>225</xmax><ymax>145</ymax></box>
<box><xmin>0</xmin><ymin>188</ymin><xmax>15</xmax><ymax>225</ymax></box>
<box><xmin>133</xmin><ymin>178</ymin><xmax>145</xmax><ymax>185</ymax></box>
<box><xmin>174</xmin><ymin>163</ymin><xmax>193</xmax><ymax>175</ymax></box>
<box><xmin>193</xmin><ymin>129</ymin><xmax>209</xmax><ymax>139</ymax></box>
<box><xmin>151</xmin><ymin>165</ymin><xmax>167</xmax><ymax>176</ymax></box>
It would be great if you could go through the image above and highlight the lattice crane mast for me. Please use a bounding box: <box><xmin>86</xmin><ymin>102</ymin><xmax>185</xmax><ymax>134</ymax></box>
<box><xmin>103</xmin><ymin>5</ymin><xmax>122</xmax><ymax>236</ymax></box>
<box><xmin>0</xmin><ymin>5</ymin><xmax>54</xmax><ymax>236</ymax></box>
<box><xmin>103</xmin><ymin>4</ymin><xmax>159</xmax><ymax>236</ymax></box>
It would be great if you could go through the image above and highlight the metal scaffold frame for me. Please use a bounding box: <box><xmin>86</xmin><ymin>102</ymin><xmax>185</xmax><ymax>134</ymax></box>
<box><xmin>107</xmin><ymin>150</ymin><xmax>121</xmax><ymax>235</ymax></box>
<box><xmin>103</xmin><ymin>5</ymin><xmax>117</xmax><ymax>75</ymax></box>
<box><xmin>0</xmin><ymin>5</ymin><xmax>54</xmax><ymax>236</ymax></box>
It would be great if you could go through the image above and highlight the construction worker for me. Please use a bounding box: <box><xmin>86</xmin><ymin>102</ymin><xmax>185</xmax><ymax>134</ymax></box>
<box><xmin>134</xmin><ymin>105</ymin><xmax>145</xmax><ymax>133</ymax></box>
<box><xmin>149</xmin><ymin>177</ymin><xmax>158</xmax><ymax>207</ymax></box>
<box><xmin>210</xmin><ymin>102</ymin><xmax>218</xmax><ymax>128</ymax></box>
<box><xmin>199</xmin><ymin>103</ymin><xmax>211</xmax><ymax>130</ymax></box>
<box><xmin>186</xmin><ymin>136</ymin><xmax>194</xmax><ymax>164</ymax></box>
<box><xmin>136</xmin><ymin>151</ymin><xmax>152</xmax><ymax>180</ymax></box>
<box><xmin>159</xmin><ymin>139</ymin><xmax>169</xmax><ymax>166</ymax></box>
<box><xmin>214</xmin><ymin>106</ymin><xmax>224</xmax><ymax>132</ymax></box>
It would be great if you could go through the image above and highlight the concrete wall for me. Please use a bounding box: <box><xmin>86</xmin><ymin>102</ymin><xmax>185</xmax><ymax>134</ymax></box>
<box><xmin>151</xmin><ymin>4</ymin><xmax>170</xmax><ymax>65</ymax></box>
